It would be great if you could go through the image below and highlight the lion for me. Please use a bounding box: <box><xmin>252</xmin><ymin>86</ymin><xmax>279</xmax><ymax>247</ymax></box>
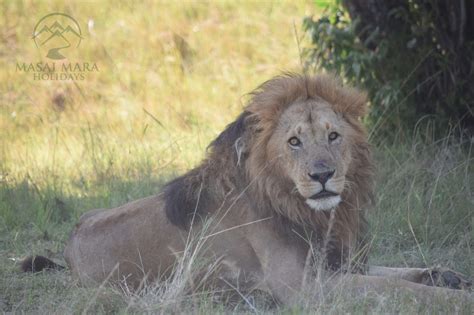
<box><xmin>24</xmin><ymin>74</ymin><xmax>471</xmax><ymax>305</ymax></box>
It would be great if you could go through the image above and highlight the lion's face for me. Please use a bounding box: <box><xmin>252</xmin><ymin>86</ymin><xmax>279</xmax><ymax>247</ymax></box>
<box><xmin>267</xmin><ymin>99</ymin><xmax>352</xmax><ymax>211</ymax></box>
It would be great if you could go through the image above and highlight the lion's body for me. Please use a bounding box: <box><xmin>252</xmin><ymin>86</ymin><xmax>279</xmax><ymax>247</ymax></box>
<box><xmin>63</xmin><ymin>74</ymin><xmax>471</xmax><ymax>304</ymax></box>
<box><xmin>64</xmin><ymin>195</ymin><xmax>264</xmax><ymax>289</ymax></box>
<box><xmin>66</xmin><ymin>192</ymin><xmax>306</xmax><ymax>294</ymax></box>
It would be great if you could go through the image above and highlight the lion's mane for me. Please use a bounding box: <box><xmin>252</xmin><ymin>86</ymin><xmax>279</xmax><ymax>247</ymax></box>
<box><xmin>164</xmin><ymin>73</ymin><xmax>374</xmax><ymax>271</ymax></box>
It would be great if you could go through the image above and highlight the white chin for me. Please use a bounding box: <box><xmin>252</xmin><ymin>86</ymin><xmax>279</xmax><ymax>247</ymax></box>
<box><xmin>306</xmin><ymin>195</ymin><xmax>341</xmax><ymax>211</ymax></box>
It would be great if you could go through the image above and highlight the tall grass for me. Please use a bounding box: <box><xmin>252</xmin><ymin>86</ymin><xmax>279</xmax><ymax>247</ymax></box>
<box><xmin>0</xmin><ymin>0</ymin><xmax>472</xmax><ymax>313</ymax></box>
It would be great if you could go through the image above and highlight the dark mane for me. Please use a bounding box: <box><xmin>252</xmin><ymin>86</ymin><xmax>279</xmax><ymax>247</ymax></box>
<box><xmin>163</xmin><ymin>112</ymin><xmax>250</xmax><ymax>229</ymax></box>
<box><xmin>163</xmin><ymin>169</ymin><xmax>211</xmax><ymax>230</ymax></box>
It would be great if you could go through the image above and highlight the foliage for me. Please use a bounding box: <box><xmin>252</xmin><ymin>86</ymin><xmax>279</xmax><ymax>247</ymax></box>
<box><xmin>303</xmin><ymin>0</ymin><xmax>474</xmax><ymax>139</ymax></box>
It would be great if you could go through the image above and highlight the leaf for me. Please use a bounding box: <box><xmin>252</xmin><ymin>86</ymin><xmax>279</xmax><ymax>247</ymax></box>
<box><xmin>352</xmin><ymin>62</ymin><xmax>361</xmax><ymax>77</ymax></box>
<box><xmin>314</xmin><ymin>0</ymin><xmax>333</xmax><ymax>9</ymax></box>
<box><xmin>406</xmin><ymin>38</ymin><xmax>417</xmax><ymax>49</ymax></box>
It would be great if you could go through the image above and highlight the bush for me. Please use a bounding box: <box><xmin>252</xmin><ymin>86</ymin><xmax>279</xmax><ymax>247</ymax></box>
<box><xmin>303</xmin><ymin>0</ymin><xmax>474</xmax><ymax>140</ymax></box>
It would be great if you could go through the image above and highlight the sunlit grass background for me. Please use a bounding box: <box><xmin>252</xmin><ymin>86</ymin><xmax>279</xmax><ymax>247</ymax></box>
<box><xmin>1</xmin><ymin>0</ymin><xmax>472</xmax><ymax>313</ymax></box>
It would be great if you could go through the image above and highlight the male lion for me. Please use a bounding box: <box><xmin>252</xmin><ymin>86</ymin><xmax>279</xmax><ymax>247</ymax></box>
<box><xmin>24</xmin><ymin>74</ymin><xmax>471</xmax><ymax>304</ymax></box>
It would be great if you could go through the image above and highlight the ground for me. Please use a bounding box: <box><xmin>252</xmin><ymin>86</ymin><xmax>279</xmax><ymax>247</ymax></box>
<box><xmin>0</xmin><ymin>1</ymin><xmax>472</xmax><ymax>313</ymax></box>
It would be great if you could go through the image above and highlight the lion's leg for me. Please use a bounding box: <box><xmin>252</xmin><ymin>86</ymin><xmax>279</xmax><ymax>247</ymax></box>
<box><xmin>254</xmin><ymin>247</ymin><xmax>306</xmax><ymax>305</ymax></box>
<box><xmin>368</xmin><ymin>266</ymin><xmax>472</xmax><ymax>290</ymax></box>
<box><xmin>331</xmin><ymin>274</ymin><xmax>472</xmax><ymax>303</ymax></box>
<box><xmin>368</xmin><ymin>266</ymin><xmax>427</xmax><ymax>282</ymax></box>
<box><xmin>246</xmin><ymin>222</ymin><xmax>308</xmax><ymax>305</ymax></box>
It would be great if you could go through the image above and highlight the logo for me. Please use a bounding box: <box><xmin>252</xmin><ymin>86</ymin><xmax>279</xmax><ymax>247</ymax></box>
<box><xmin>33</xmin><ymin>13</ymin><xmax>82</xmax><ymax>60</ymax></box>
<box><xmin>32</xmin><ymin>13</ymin><xmax>82</xmax><ymax>60</ymax></box>
<box><xmin>16</xmin><ymin>12</ymin><xmax>99</xmax><ymax>81</ymax></box>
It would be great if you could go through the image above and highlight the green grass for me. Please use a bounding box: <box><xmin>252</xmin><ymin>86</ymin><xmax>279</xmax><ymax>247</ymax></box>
<box><xmin>1</xmin><ymin>0</ymin><xmax>473</xmax><ymax>313</ymax></box>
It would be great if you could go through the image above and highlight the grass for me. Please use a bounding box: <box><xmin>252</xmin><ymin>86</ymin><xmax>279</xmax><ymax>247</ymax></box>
<box><xmin>1</xmin><ymin>0</ymin><xmax>473</xmax><ymax>313</ymax></box>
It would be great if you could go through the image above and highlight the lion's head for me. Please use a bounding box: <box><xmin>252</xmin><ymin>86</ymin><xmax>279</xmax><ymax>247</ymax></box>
<box><xmin>237</xmin><ymin>74</ymin><xmax>373</xmax><ymax>224</ymax></box>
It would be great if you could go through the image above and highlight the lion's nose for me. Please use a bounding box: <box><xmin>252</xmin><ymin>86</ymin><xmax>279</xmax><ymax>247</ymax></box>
<box><xmin>308</xmin><ymin>170</ymin><xmax>335</xmax><ymax>185</ymax></box>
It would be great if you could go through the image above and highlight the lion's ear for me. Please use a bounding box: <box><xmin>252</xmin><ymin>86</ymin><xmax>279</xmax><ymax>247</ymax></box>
<box><xmin>208</xmin><ymin>112</ymin><xmax>249</xmax><ymax>150</ymax></box>
<box><xmin>207</xmin><ymin>111</ymin><xmax>254</xmax><ymax>166</ymax></box>
<box><xmin>234</xmin><ymin>136</ymin><xmax>246</xmax><ymax>165</ymax></box>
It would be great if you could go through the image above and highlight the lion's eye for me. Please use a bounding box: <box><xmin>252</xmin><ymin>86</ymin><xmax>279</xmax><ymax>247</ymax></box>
<box><xmin>329</xmin><ymin>132</ymin><xmax>340</xmax><ymax>142</ymax></box>
<box><xmin>288</xmin><ymin>137</ymin><xmax>301</xmax><ymax>147</ymax></box>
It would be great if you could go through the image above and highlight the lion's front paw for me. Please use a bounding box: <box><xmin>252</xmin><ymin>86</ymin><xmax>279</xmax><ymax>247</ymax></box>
<box><xmin>421</xmin><ymin>268</ymin><xmax>472</xmax><ymax>290</ymax></box>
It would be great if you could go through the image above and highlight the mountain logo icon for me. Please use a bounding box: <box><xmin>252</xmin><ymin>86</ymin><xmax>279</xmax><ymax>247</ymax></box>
<box><xmin>32</xmin><ymin>13</ymin><xmax>83</xmax><ymax>60</ymax></box>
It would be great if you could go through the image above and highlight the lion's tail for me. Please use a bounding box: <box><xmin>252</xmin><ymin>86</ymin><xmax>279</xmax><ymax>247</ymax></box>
<box><xmin>20</xmin><ymin>255</ymin><xmax>65</xmax><ymax>272</ymax></box>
